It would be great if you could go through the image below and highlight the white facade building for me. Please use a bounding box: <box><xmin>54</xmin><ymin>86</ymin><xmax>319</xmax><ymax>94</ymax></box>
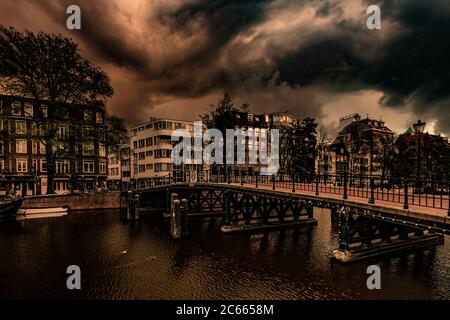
<box><xmin>129</xmin><ymin>118</ymin><xmax>198</xmax><ymax>187</ymax></box>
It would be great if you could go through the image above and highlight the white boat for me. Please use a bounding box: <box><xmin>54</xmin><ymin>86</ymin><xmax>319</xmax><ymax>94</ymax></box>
<box><xmin>16</xmin><ymin>206</ymin><xmax>69</xmax><ymax>220</ymax></box>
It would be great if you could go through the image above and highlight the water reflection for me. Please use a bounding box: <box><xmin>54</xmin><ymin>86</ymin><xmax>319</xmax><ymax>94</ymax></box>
<box><xmin>0</xmin><ymin>209</ymin><xmax>448</xmax><ymax>300</ymax></box>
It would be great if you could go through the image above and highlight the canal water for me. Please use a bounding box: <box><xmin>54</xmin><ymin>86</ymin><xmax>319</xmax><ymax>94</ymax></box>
<box><xmin>0</xmin><ymin>209</ymin><xmax>449</xmax><ymax>300</ymax></box>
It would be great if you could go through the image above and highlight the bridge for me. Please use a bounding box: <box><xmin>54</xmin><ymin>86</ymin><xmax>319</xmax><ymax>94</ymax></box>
<box><xmin>122</xmin><ymin>172</ymin><xmax>450</xmax><ymax>263</ymax></box>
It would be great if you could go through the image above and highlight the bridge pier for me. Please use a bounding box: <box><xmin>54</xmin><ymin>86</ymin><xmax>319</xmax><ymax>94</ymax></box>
<box><xmin>170</xmin><ymin>200</ymin><xmax>182</xmax><ymax>239</ymax></box>
<box><xmin>220</xmin><ymin>193</ymin><xmax>317</xmax><ymax>234</ymax></box>
<box><xmin>121</xmin><ymin>191</ymin><xmax>140</xmax><ymax>221</ymax></box>
<box><xmin>332</xmin><ymin>206</ymin><xmax>445</xmax><ymax>263</ymax></box>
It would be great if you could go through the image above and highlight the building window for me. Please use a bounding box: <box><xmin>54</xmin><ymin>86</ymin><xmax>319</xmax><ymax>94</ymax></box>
<box><xmin>99</xmin><ymin>145</ymin><xmax>106</xmax><ymax>157</ymax></box>
<box><xmin>96</xmin><ymin>112</ymin><xmax>103</xmax><ymax>124</ymax></box>
<box><xmin>0</xmin><ymin>140</ymin><xmax>3</xmax><ymax>156</ymax></box>
<box><xmin>155</xmin><ymin>149</ymin><xmax>172</xmax><ymax>158</ymax></box>
<box><xmin>11</xmin><ymin>101</ymin><xmax>21</xmax><ymax>116</ymax></box>
<box><xmin>155</xmin><ymin>163</ymin><xmax>172</xmax><ymax>172</ymax></box>
<box><xmin>99</xmin><ymin>162</ymin><xmax>106</xmax><ymax>173</ymax></box>
<box><xmin>82</xmin><ymin>143</ymin><xmax>94</xmax><ymax>156</ymax></box>
<box><xmin>24</xmin><ymin>103</ymin><xmax>33</xmax><ymax>117</ymax></box>
<box><xmin>146</xmin><ymin>150</ymin><xmax>153</xmax><ymax>157</ymax></box>
<box><xmin>40</xmin><ymin>142</ymin><xmax>46</xmax><ymax>154</ymax></box>
<box><xmin>139</xmin><ymin>165</ymin><xmax>145</xmax><ymax>173</ymax></box>
<box><xmin>133</xmin><ymin>141</ymin><xmax>137</xmax><ymax>149</ymax></box>
<box><xmin>83</xmin><ymin>125</ymin><xmax>94</xmax><ymax>137</ymax></box>
<box><xmin>138</xmin><ymin>152</ymin><xmax>145</xmax><ymax>160</ymax></box>
<box><xmin>145</xmin><ymin>164</ymin><xmax>153</xmax><ymax>170</ymax></box>
<box><xmin>16</xmin><ymin>159</ymin><xmax>28</xmax><ymax>173</ymax></box>
<box><xmin>83</xmin><ymin>161</ymin><xmax>95</xmax><ymax>173</ymax></box>
<box><xmin>15</xmin><ymin>120</ymin><xmax>27</xmax><ymax>134</ymax></box>
<box><xmin>57</xmin><ymin>125</ymin><xmax>69</xmax><ymax>139</ymax></box>
<box><xmin>41</xmin><ymin>105</ymin><xmax>48</xmax><ymax>118</ymax></box>
<box><xmin>138</xmin><ymin>139</ymin><xmax>145</xmax><ymax>148</ymax></box>
<box><xmin>32</xmin><ymin>140</ymin><xmax>38</xmax><ymax>154</ymax></box>
<box><xmin>146</xmin><ymin>137</ymin><xmax>153</xmax><ymax>146</ymax></box>
<box><xmin>16</xmin><ymin>139</ymin><xmax>27</xmax><ymax>153</ymax></box>
<box><xmin>0</xmin><ymin>159</ymin><xmax>5</xmax><ymax>172</ymax></box>
<box><xmin>84</xmin><ymin>110</ymin><xmax>93</xmax><ymax>122</ymax></box>
<box><xmin>56</xmin><ymin>160</ymin><xmax>70</xmax><ymax>174</ymax></box>
<box><xmin>98</xmin><ymin>130</ymin><xmax>106</xmax><ymax>141</ymax></box>
<box><xmin>40</xmin><ymin>159</ymin><xmax>47</xmax><ymax>173</ymax></box>
<box><xmin>32</xmin><ymin>159</ymin><xmax>38</xmax><ymax>173</ymax></box>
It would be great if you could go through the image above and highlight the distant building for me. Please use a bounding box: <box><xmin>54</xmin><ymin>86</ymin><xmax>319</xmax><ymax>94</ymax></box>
<box><xmin>0</xmin><ymin>94</ymin><xmax>108</xmax><ymax>196</ymax></box>
<box><xmin>128</xmin><ymin>117</ymin><xmax>200</xmax><ymax>187</ymax></box>
<box><xmin>395</xmin><ymin>122</ymin><xmax>450</xmax><ymax>180</ymax></box>
<box><xmin>331</xmin><ymin>114</ymin><xmax>394</xmax><ymax>177</ymax></box>
<box><xmin>212</xmin><ymin>110</ymin><xmax>294</xmax><ymax>175</ymax></box>
<box><xmin>315</xmin><ymin>135</ymin><xmax>336</xmax><ymax>178</ymax></box>
<box><xmin>107</xmin><ymin>144</ymin><xmax>132</xmax><ymax>190</ymax></box>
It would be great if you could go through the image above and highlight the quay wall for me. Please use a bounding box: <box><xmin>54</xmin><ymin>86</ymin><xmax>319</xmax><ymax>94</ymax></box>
<box><xmin>21</xmin><ymin>192</ymin><xmax>125</xmax><ymax>210</ymax></box>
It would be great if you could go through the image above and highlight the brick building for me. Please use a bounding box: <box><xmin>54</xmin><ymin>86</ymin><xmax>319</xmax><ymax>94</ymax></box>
<box><xmin>0</xmin><ymin>94</ymin><xmax>108</xmax><ymax>195</ymax></box>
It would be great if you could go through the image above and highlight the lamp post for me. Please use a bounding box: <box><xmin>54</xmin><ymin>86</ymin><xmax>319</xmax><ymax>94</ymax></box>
<box><xmin>413</xmin><ymin>120</ymin><xmax>426</xmax><ymax>181</ymax></box>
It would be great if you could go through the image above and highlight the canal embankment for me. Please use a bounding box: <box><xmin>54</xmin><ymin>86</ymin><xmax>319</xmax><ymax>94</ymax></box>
<box><xmin>21</xmin><ymin>192</ymin><xmax>125</xmax><ymax>211</ymax></box>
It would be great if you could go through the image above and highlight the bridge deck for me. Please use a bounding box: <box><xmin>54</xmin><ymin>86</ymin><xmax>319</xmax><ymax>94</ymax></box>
<box><xmin>207</xmin><ymin>182</ymin><xmax>449</xmax><ymax>229</ymax></box>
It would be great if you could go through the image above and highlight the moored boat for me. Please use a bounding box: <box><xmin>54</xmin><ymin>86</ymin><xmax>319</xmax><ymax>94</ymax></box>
<box><xmin>0</xmin><ymin>197</ymin><xmax>24</xmax><ymax>222</ymax></box>
<box><xmin>16</xmin><ymin>206</ymin><xmax>69</xmax><ymax>220</ymax></box>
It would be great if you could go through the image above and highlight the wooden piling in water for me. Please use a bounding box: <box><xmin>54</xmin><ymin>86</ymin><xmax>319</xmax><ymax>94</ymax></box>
<box><xmin>171</xmin><ymin>199</ymin><xmax>182</xmax><ymax>239</ymax></box>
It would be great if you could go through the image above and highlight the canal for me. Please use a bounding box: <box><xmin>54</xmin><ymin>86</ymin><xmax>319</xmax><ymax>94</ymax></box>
<box><xmin>0</xmin><ymin>209</ymin><xmax>449</xmax><ymax>300</ymax></box>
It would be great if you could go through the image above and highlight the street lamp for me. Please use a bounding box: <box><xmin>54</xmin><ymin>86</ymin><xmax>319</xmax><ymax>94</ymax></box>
<box><xmin>413</xmin><ymin>120</ymin><xmax>426</xmax><ymax>180</ymax></box>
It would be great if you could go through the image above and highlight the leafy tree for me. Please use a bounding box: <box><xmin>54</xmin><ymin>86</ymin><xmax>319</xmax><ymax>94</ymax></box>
<box><xmin>0</xmin><ymin>26</ymin><xmax>113</xmax><ymax>193</ymax></box>
<box><xmin>200</xmin><ymin>92</ymin><xmax>248</xmax><ymax>130</ymax></box>
<box><xmin>284</xmin><ymin>117</ymin><xmax>318</xmax><ymax>179</ymax></box>
<box><xmin>200</xmin><ymin>93</ymin><xmax>251</xmax><ymax>170</ymax></box>
<box><xmin>105</xmin><ymin>114</ymin><xmax>128</xmax><ymax>152</ymax></box>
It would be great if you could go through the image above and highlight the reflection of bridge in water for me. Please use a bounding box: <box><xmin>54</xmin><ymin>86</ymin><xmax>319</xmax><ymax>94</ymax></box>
<box><xmin>123</xmin><ymin>173</ymin><xmax>449</xmax><ymax>264</ymax></box>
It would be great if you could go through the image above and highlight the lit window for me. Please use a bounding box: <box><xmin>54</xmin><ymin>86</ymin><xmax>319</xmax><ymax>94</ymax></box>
<box><xmin>82</xmin><ymin>143</ymin><xmax>94</xmax><ymax>156</ymax></box>
<box><xmin>40</xmin><ymin>142</ymin><xmax>46</xmax><ymax>154</ymax></box>
<box><xmin>99</xmin><ymin>145</ymin><xmax>106</xmax><ymax>157</ymax></box>
<box><xmin>57</xmin><ymin>125</ymin><xmax>69</xmax><ymax>139</ymax></box>
<box><xmin>24</xmin><ymin>103</ymin><xmax>33</xmax><ymax>117</ymax></box>
<box><xmin>16</xmin><ymin>139</ymin><xmax>27</xmax><ymax>153</ymax></box>
<box><xmin>56</xmin><ymin>160</ymin><xmax>70</xmax><ymax>174</ymax></box>
<box><xmin>16</xmin><ymin>159</ymin><xmax>27</xmax><ymax>173</ymax></box>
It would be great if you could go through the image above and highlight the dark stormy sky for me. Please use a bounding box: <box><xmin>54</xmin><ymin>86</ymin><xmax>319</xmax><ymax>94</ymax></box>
<box><xmin>1</xmin><ymin>0</ymin><xmax>449</xmax><ymax>136</ymax></box>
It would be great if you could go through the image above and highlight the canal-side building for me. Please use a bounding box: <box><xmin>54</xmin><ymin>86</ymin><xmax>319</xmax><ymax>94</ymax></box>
<box><xmin>315</xmin><ymin>136</ymin><xmax>336</xmax><ymax>178</ymax></box>
<box><xmin>0</xmin><ymin>94</ymin><xmax>108</xmax><ymax>196</ymax></box>
<box><xmin>129</xmin><ymin>117</ymin><xmax>201</xmax><ymax>187</ymax></box>
<box><xmin>211</xmin><ymin>110</ymin><xmax>295</xmax><ymax>176</ymax></box>
<box><xmin>331</xmin><ymin>114</ymin><xmax>394</xmax><ymax>177</ymax></box>
<box><xmin>394</xmin><ymin>122</ymin><xmax>450</xmax><ymax>180</ymax></box>
<box><xmin>107</xmin><ymin>143</ymin><xmax>132</xmax><ymax>190</ymax></box>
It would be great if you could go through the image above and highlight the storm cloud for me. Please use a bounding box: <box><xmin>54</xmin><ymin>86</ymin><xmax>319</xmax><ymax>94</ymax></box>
<box><xmin>0</xmin><ymin>0</ymin><xmax>449</xmax><ymax>135</ymax></box>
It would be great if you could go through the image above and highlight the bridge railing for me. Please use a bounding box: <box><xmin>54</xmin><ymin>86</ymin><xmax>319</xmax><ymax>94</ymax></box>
<box><xmin>131</xmin><ymin>170</ymin><xmax>450</xmax><ymax>214</ymax></box>
<box><xmin>195</xmin><ymin>170</ymin><xmax>449</xmax><ymax>213</ymax></box>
